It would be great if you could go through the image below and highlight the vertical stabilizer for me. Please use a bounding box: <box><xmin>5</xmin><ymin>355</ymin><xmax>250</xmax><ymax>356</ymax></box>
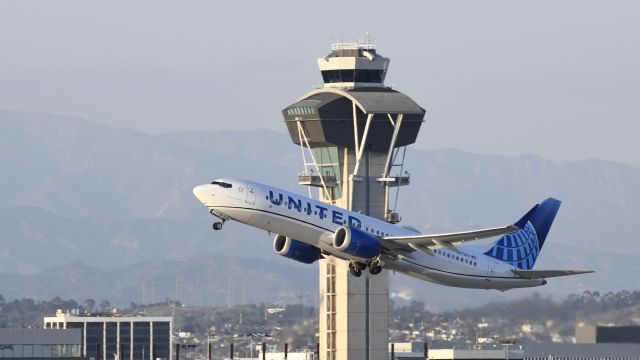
<box><xmin>484</xmin><ymin>198</ymin><xmax>561</xmax><ymax>269</ymax></box>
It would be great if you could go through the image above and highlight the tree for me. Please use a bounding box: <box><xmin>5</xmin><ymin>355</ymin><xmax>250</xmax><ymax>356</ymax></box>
<box><xmin>99</xmin><ymin>300</ymin><xmax>111</xmax><ymax>313</ymax></box>
<box><xmin>83</xmin><ymin>298</ymin><xmax>96</xmax><ymax>313</ymax></box>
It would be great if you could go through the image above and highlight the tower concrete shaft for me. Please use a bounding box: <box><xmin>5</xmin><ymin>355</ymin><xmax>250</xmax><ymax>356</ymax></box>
<box><xmin>317</xmin><ymin>147</ymin><xmax>389</xmax><ymax>360</ymax></box>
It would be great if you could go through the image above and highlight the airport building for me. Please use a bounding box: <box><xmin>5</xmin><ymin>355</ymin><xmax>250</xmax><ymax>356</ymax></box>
<box><xmin>575</xmin><ymin>323</ymin><xmax>640</xmax><ymax>344</ymax></box>
<box><xmin>428</xmin><ymin>348</ymin><xmax>524</xmax><ymax>360</ymax></box>
<box><xmin>388</xmin><ymin>342</ymin><xmax>427</xmax><ymax>360</ymax></box>
<box><xmin>253</xmin><ymin>351</ymin><xmax>316</xmax><ymax>360</ymax></box>
<box><xmin>43</xmin><ymin>312</ymin><xmax>173</xmax><ymax>360</ymax></box>
<box><xmin>0</xmin><ymin>329</ymin><xmax>83</xmax><ymax>359</ymax></box>
<box><xmin>524</xmin><ymin>342</ymin><xmax>640</xmax><ymax>358</ymax></box>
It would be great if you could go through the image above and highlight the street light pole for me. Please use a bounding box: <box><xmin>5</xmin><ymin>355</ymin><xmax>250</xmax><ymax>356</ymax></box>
<box><xmin>206</xmin><ymin>337</ymin><xmax>210</xmax><ymax>360</ymax></box>
<box><xmin>500</xmin><ymin>339</ymin><xmax>516</xmax><ymax>360</ymax></box>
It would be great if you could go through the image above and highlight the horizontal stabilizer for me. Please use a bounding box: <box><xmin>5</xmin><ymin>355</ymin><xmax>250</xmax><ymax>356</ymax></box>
<box><xmin>512</xmin><ymin>269</ymin><xmax>594</xmax><ymax>279</ymax></box>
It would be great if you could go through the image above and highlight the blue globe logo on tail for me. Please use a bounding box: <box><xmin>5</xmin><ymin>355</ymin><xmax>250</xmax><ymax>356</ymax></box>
<box><xmin>485</xmin><ymin>222</ymin><xmax>539</xmax><ymax>269</ymax></box>
<box><xmin>484</xmin><ymin>198</ymin><xmax>561</xmax><ymax>270</ymax></box>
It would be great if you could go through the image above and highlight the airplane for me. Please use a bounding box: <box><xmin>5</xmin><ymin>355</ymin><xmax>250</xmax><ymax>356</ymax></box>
<box><xmin>192</xmin><ymin>178</ymin><xmax>593</xmax><ymax>290</ymax></box>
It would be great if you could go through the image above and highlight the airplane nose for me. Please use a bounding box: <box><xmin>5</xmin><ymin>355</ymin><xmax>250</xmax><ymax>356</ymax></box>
<box><xmin>193</xmin><ymin>185</ymin><xmax>213</xmax><ymax>204</ymax></box>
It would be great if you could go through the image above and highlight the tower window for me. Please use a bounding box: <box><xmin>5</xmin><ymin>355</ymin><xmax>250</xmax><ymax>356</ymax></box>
<box><xmin>287</xmin><ymin>106</ymin><xmax>315</xmax><ymax>116</ymax></box>
<box><xmin>340</xmin><ymin>69</ymin><xmax>354</xmax><ymax>82</ymax></box>
<box><xmin>354</xmin><ymin>69</ymin><xmax>383</xmax><ymax>83</ymax></box>
<box><xmin>321</xmin><ymin>69</ymin><xmax>383</xmax><ymax>83</ymax></box>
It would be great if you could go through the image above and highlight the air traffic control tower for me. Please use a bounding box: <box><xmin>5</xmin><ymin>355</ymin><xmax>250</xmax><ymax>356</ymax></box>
<box><xmin>281</xmin><ymin>40</ymin><xmax>425</xmax><ymax>360</ymax></box>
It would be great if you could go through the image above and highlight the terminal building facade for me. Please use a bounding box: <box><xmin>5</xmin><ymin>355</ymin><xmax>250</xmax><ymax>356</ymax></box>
<box><xmin>0</xmin><ymin>329</ymin><xmax>83</xmax><ymax>360</ymax></box>
<box><xmin>576</xmin><ymin>323</ymin><xmax>640</xmax><ymax>344</ymax></box>
<box><xmin>43</xmin><ymin>313</ymin><xmax>172</xmax><ymax>360</ymax></box>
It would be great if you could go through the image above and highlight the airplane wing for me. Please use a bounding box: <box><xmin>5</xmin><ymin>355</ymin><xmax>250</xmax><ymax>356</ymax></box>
<box><xmin>380</xmin><ymin>201</ymin><xmax>549</xmax><ymax>258</ymax></box>
<box><xmin>382</xmin><ymin>225</ymin><xmax>519</xmax><ymax>250</ymax></box>
<box><xmin>512</xmin><ymin>269</ymin><xmax>594</xmax><ymax>279</ymax></box>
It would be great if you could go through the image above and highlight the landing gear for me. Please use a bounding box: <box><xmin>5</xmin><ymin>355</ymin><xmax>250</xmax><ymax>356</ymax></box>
<box><xmin>368</xmin><ymin>259</ymin><xmax>383</xmax><ymax>275</ymax></box>
<box><xmin>212</xmin><ymin>221</ymin><xmax>224</xmax><ymax>230</ymax></box>
<box><xmin>348</xmin><ymin>259</ymin><xmax>383</xmax><ymax>277</ymax></box>
<box><xmin>369</xmin><ymin>264</ymin><xmax>383</xmax><ymax>275</ymax></box>
<box><xmin>349</xmin><ymin>262</ymin><xmax>363</xmax><ymax>277</ymax></box>
<box><xmin>209</xmin><ymin>209</ymin><xmax>227</xmax><ymax>231</ymax></box>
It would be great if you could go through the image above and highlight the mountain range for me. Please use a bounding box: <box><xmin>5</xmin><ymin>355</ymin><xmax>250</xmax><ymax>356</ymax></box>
<box><xmin>1</xmin><ymin>110</ymin><xmax>639</xmax><ymax>310</ymax></box>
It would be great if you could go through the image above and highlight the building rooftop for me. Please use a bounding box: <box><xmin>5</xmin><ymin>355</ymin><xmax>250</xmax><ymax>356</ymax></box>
<box><xmin>330</xmin><ymin>40</ymin><xmax>376</xmax><ymax>51</ymax></box>
<box><xmin>0</xmin><ymin>329</ymin><xmax>81</xmax><ymax>345</ymax></box>
<box><xmin>298</xmin><ymin>87</ymin><xmax>425</xmax><ymax>115</ymax></box>
<box><xmin>44</xmin><ymin>312</ymin><xmax>172</xmax><ymax>323</ymax></box>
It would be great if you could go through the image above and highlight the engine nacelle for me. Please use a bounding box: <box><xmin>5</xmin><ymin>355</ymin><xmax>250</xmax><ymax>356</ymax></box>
<box><xmin>332</xmin><ymin>226</ymin><xmax>381</xmax><ymax>260</ymax></box>
<box><xmin>273</xmin><ymin>234</ymin><xmax>322</xmax><ymax>264</ymax></box>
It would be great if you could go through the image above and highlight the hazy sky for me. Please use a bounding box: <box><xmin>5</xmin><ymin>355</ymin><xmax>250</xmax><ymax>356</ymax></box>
<box><xmin>1</xmin><ymin>1</ymin><xmax>638</xmax><ymax>164</ymax></box>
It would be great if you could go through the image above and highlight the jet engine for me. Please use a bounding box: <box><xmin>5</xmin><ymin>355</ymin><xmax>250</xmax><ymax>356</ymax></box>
<box><xmin>332</xmin><ymin>226</ymin><xmax>381</xmax><ymax>260</ymax></box>
<box><xmin>273</xmin><ymin>234</ymin><xmax>322</xmax><ymax>264</ymax></box>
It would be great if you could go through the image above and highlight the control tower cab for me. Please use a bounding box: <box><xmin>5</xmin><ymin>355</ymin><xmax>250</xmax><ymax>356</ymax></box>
<box><xmin>318</xmin><ymin>42</ymin><xmax>389</xmax><ymax>88</ymax></box>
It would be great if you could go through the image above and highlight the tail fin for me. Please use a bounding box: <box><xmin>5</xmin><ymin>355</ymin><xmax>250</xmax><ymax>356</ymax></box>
<box><xmin>484</xmin><ymin>198</ymin><xmax>561</xmax><ymax>269</ymax></box>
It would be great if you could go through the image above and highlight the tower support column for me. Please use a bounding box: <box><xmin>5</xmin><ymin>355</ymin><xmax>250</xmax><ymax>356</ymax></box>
<box><xmin>319</xmin><ymin>258</ymin><xmax>388</xmax><ymax>360</ymax></box>
<box><xmin>318</xmin><ymin>148</ymin><xmax>389</xmax><ymax>360</ymax></box>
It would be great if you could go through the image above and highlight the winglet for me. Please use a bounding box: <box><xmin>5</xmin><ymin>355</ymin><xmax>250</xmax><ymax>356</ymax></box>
<box><xmin>513</xmin><ymin>204</ymin><xmax>539</xmax><ymax>229</ymax></box>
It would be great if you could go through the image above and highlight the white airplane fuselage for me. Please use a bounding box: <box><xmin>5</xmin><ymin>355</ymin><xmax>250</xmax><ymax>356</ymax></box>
<box><xmin>193</xmin><ymin>179</ymin><xmax>546</xmax><ymax>290</ymax></box>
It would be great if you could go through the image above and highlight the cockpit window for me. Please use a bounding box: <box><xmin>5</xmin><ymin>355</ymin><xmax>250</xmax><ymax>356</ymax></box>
<box><xmin>211</xmin><ymin>181</ymin><xmax>232</xmax><ymax>188</ymax></box>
